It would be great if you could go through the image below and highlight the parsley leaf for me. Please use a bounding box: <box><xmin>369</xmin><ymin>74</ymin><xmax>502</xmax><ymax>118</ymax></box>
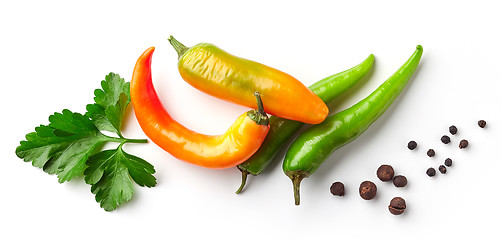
<box><xmin>86</xmin><ymin>73</ymin><xmax>130</xmax><ymax>136</ymax></box>
<box><xmin>16</xmin><ymin>109</ymin><xmax>114</xmax><ymax>183</ymax></box>
<box><xmin>85</xmin><ymin>143</ymin><xmax>156</xmax><ymax>211</ymax></box>
<box><xmin>16</xmin><ymin>72</ymin><xmax>154</xmax><ymax>211</ymax></box>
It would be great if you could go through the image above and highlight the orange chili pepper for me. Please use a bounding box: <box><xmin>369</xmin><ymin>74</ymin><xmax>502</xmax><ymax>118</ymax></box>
<box><xmin>168</xmin><ymin>36</ymin><xmax>328</xmax><ymax>124</ymax></box>
<box><xmin>130</xmin><ymin>47</ymin><xmax>270</xmax><ymax>169</ymax></box>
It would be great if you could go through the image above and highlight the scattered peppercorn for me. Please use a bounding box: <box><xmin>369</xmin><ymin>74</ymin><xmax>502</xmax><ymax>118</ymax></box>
<box><xmin>377</xmin><ymin>165</ymin><xmax>395</xmax><ymax>182</ymax></box>
<box><xmin>478</xmin><ymin>120</ymin><xmax>486</xmax><ymax>128</ymax></box>
<box><xmin>359</xmin><ymin>181</ymin><xmax>377</xmax><ymax>200</ymax></box>
<box><xmin>393</xmin><ymin>175</ymin><xmax>407</xmax><ymax>187</ymax></box>
<box><xmin>388</xmin><ymin>197</ymin><xmax>406</xmax><ymax>215</ymax></box>
<box><xmin>438</xmin><ymin>165</ymin><xmax>447</xmax><ymax>174</ymax></box>
<box><xmin>441</xmin><ymin>135</ymin><xmax>451</xmax><ymax>144</ymax></box>
<box><xmin>407</xmin><ymin>140</ymin><xmax>417</xmax><ymax>150</ymax></box>
<box><xmin>427</xmin><ymin>149</ymin><xmax>436</xmax><ymax>157</ymax></box>
<box><xmin>426</xmin><ymin>167</ymin><xmax>436</xmax><ymax>177</ymax></box>
<box><xmin>459</xmin><ymin>139</ymin><xmax>469</xmax><ymax>149</ymax></box>
<box><xmin>330</xmin><ymin>182</ymin><xmax>345</xmax><ymax>196</ymax></box>
<box><xmin>444</xmin><ymin>158</ymin><xmax>452</xmax><ymax>167</ymax></box>
<box><xmin>449</xmin><ymin>125</ymin><xmax>458</xmax><ymax>135</ymax></box>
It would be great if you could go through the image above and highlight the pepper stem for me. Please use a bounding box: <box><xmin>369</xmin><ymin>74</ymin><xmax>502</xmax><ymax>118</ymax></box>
<box><xmin>254</xmin><ymin>92</ymin><xmax>266</xmax><ymax>116</ymax></box>
<box><xmin>168</xmin><ymin>35</ymin><xmax>189</xmax><ymax>59</ymax></box>
<box><xmin>235</xmin><ymin>168</ymin><xmax>249</xmax><ymax>194</ymax></box>
<box><xmin>287</xmin><ymin>171</ymin><xmax>307</xmax><ymax>205</ymax></box>
<box><xmin>247</xmin><ymin>92</ymin><xmax>269</xmax><ymax>126</ymax></box>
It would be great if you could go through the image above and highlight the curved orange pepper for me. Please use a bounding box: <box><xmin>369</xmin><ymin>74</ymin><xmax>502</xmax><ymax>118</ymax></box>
<box><xmin>130</xmin><ymin>47</ymin><xmax>270</xmax><ymax>169</ymax></box>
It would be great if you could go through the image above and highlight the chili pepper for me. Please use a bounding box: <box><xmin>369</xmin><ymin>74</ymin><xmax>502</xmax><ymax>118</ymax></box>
<box><xmin>167</xmin><ymin>36</ymin><xmax>328</xmax><ymax>124</ymax></box>
<box><xmin>235</xmin><ymin>55</ymin><xmax>374</xmax><ymax>193</ymax></box>
<box><xmin>283</xmin><ymin>45</ymin><xmax>423</xmax><ymax>205</ymax></box>
<box><xmin>130</xmin><ymin>47</ymin><xmax>270</xmax><ymax>169</ymax></box>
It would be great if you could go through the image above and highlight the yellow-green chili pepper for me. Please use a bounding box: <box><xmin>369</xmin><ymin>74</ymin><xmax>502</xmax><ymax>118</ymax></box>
<box><xmin>168</xmin><ymin>36</ymin><xmax>328</xmax><ymax>124</ymax></box>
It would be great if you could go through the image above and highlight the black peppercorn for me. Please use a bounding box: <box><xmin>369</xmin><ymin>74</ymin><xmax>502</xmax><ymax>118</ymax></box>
<box><xmin>478</xmin><ymin>120</ymin><xmax>486</xmax><ymax>128</ymax></box>
<box><xmin>359</xmin><ymin>181</ymin><xmax>377</xmax><ymax>200</ymax></box>
<box><xmin>407</xmin><ymin>140</ymin><xmax>417</xmax><ymax>150</ymax></box>
<box><xmin>439</xmin><ymin>165</ymin><xmax>447</xmax><ymax>174</ymax></box>
<box><xmin>426</xmin><ymin>167</ymin><xmax>436</xmax><ymax>177</ymax></box>
<box><xmin>388</xmin><ymin>197</ymin><xmax>406</xmax><ymax>215</ymax></box>
<box><xmin>377</xmin><ymin>165</ymin><xmax>394</xmax><ymax>182</ymax></box>
<box><xmin>441</xmin><ymin>135</ymin><xmax>451</xmax><ymax>144</ymax></box>
<box><xmin>330</xmin><ymin>182</ymin><xmax>345</xmax><ymax>196</ymax></box>
<box><xmin>427</xmin><ymin>149</ymin><xmax>435</xmax><ymax>157</ymax></box>
<box><xmin>459</xmin><ymin>139</ymin><xmax>469</xmax><ymax>149</ymax></box>
<box><xmin>449</xmin><ymin>125</ymin><xmax>458</xmax><ymax>135</ymax></box>
<box><xmin>444</xmin><ymin>158</ymin><xmax>453</xmax><ymax>167</ymax></box>
<box><xmin>393</xmin><ymin>175</ymin><xmax>407</xmax><ymax>187</ymax></box>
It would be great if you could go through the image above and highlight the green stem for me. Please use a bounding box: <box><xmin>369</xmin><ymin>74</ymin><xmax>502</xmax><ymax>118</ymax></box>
<box><xmin>116</xmin><ymin>131</ymin><xmax>125</xmax><ymax>139</ymax></box>
<box><xmin>168</xmin><ymin>35</ymin><xmax>189</xmax><ymax>59</ymax></box>
<box><xmin>123</xmin><ymin>138</ymin><xmax>148</xmax><ymax>144</ymax></box>
<box><xmin>286</xmin><ymin>171</ymin><xmax>307</xmax><ymax>205</ymax></box>
<box><xmin>247</xmin><ymin>92</ymin><xmax>269</xmax><ymax>126</ymax></box>
<box><xmin>235</xmin><ymin>168</ymin><xmax>249</xmax><ymax>194</ymax></box>
<box><xmin>254</xmin><ymin>92</ymin><xmax>266</xmax><ymax>116</ymax></box>
<box><xmin>108</xmin><ymin>136</ymin><xmax>148</xmax><ymax>144</ymax></box>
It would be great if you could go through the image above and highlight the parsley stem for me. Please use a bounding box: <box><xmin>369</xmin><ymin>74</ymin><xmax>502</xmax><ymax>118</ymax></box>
<box><xmin>107</xmin><ymin>136</ymin><xmax>148</xmax><ymax>144</ymax></box>
<box><xmin>117</xmin><ymin>132</ymin><xmax>125</xmax><ymax>139</ymax></box>
<box><xmin>123</xmin><ymin>138</ymin><xmax>148</xmax><ymax>144</ymax></box>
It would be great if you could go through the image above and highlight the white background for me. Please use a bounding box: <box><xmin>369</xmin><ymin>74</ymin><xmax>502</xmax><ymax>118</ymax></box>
<box><xmin>1</xmin><ymin>0</ymin><xmax>501</xmax><ymax>239</ymax></box>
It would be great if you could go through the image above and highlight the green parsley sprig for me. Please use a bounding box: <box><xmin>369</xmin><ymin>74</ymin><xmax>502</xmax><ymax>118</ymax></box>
<box><xmin>15</xmin><ymin>73</ymin><xmax>156</xmax><ymax>211</ymax></box>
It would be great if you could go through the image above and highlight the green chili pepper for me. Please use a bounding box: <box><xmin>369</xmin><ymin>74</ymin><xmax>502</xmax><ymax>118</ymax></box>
<box><xmin>283</xmin><ymin>45</ymin><xmax>423</xmax><ymax>205</ymax></box>
<box><xmin>235</xmin><ymin>54</ymin><xmax>375</xmax><ymax>193</ymax></box>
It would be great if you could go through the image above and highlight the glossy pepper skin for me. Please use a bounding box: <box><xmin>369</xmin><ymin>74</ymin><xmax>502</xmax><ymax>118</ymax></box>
<box><xmin>168</xmin><ymin>36</ymin><xmax>328</xmax><ymax>124</ymax></box>
<box><xmin>130</xmin><ymin>47</ymin><xmax>270</xmax><ymax>169</ymax></box>
<box><xmin>284</xmin><ymin>46</ymin><xmax>423</xmax><ymax>205</ymax></box>
<box><xmin>235</xmin><ymin>54</ymin><xmax>375</xmax><ymax>193</ymax></box>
